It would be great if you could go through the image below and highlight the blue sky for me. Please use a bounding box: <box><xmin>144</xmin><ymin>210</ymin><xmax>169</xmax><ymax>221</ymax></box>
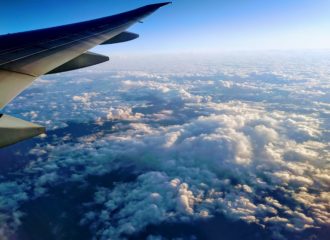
<box><xmin>1</xmin><ymin>0</ymin><xmax>330</xmax><ymax>53</ymax></box>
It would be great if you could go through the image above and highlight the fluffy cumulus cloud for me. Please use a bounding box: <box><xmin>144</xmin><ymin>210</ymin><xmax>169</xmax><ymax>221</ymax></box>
<box><xmin>1</xmin><ymin>52</ymin><xmax>330</xmax><ymax>240</ymax></box>
<box><xmin>73</xmin><ymin>100</ymin><xmax>328</xmax><ymax>239</ymax></box>
<box><xmin>106</xmin><ymin>107</ymin><xmax>143</xmax><ymax>121</ymax></box>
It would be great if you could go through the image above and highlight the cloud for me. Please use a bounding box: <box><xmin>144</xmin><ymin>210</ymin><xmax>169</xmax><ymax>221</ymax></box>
<box><xmin>71</xmin><ymin>100</ymin><xmax>328</xmax><ymax>239</ymax></box>
<box><xmin>1</xmin><ymin>52</ymin><xmax>330</xmax><ymax>240</ymax></box>
<box><xmin>106</xmin><ymin>107</ymin><xmax>143</xmax><ymax>121</ymax></box>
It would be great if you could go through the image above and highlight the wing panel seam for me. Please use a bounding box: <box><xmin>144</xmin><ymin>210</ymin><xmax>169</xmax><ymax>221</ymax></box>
<box><xmin>0</xmin><ymin>21</ymin><xmax>134</xmax><ymax>67</ymax></box>
<box><xmin>0</xmin><ymin>68</ymin><xmax>37</xmax><ymax>77</ymax></box>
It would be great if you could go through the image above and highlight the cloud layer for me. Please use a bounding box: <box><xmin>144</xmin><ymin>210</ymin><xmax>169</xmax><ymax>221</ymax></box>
<box><xmin>1</xmin><ymin>52</ymin><xmax>330</xmax><ymax>240</ymax></box>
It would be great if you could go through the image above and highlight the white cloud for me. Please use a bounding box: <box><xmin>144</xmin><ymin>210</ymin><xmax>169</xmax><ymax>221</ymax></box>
<box><xmin>1</xmin><ymin>52</ymin><xmax>330</xmax><ymax>240</ymax></box>
<box><xmin>106</xmin><ymin>107</ymin><xmax>143</xmax><ymax>121</ymax></box>
<box><xmin>72</xmin><ymin>92</ymin><xmax>98</xmax><ymax>104</ymax></box>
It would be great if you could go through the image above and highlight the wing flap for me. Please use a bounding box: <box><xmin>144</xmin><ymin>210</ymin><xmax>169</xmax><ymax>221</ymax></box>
<box><xmin>47</xmin><ymin>51</ymin><xmax>109</xmax><ymax>74</ymax></box>
<box><xmin>101</xmin><ymin>31</ymin><xmax>139</xmax><ymax>44</ymax></box>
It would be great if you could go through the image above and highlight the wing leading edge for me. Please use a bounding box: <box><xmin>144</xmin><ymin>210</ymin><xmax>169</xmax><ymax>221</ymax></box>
<box><xmin>0</xmin><ymin>2</ymin><xmax>171</xmax><ymax>148</ymax></box>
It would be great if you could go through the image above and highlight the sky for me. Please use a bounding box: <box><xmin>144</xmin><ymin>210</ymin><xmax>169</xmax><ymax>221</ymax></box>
<box><xmin>1</xmin><ymin>1</ymin><xmax>330</xmax><ymax>239</ymax></box>
<box><xmin>1</xmin><ymin>0</ymin><xmax>330</xmax><ymax>53</ymax></box>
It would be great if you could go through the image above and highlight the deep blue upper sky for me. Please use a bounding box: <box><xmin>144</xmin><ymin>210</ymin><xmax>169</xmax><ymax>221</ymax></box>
<box><xmin>2</xmin><ymin>0</ymin><xmax>330</xmax><ymax>53</ymax></box>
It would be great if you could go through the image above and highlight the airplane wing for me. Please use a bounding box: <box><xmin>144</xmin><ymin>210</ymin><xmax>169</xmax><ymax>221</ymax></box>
<box><xmin>0</xmin><ymin>2</ymin><xmax>170</xmax><ymax>148</ymax></box>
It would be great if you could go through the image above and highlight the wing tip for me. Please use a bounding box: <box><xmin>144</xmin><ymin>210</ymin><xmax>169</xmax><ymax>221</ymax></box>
<box><xmin>144</xmin><ymin>2</ymin><xmax>172</xmax><ymax>11</ymax></box>
<box><xmin>154</xmin><ymin>2</ymin><xmax>172</xmax><ymax>8</ymax></box>
<box><xmin>155</xmin><ymin>2</ymin><xmax>172</xmax><ymax>7</ymax></box>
